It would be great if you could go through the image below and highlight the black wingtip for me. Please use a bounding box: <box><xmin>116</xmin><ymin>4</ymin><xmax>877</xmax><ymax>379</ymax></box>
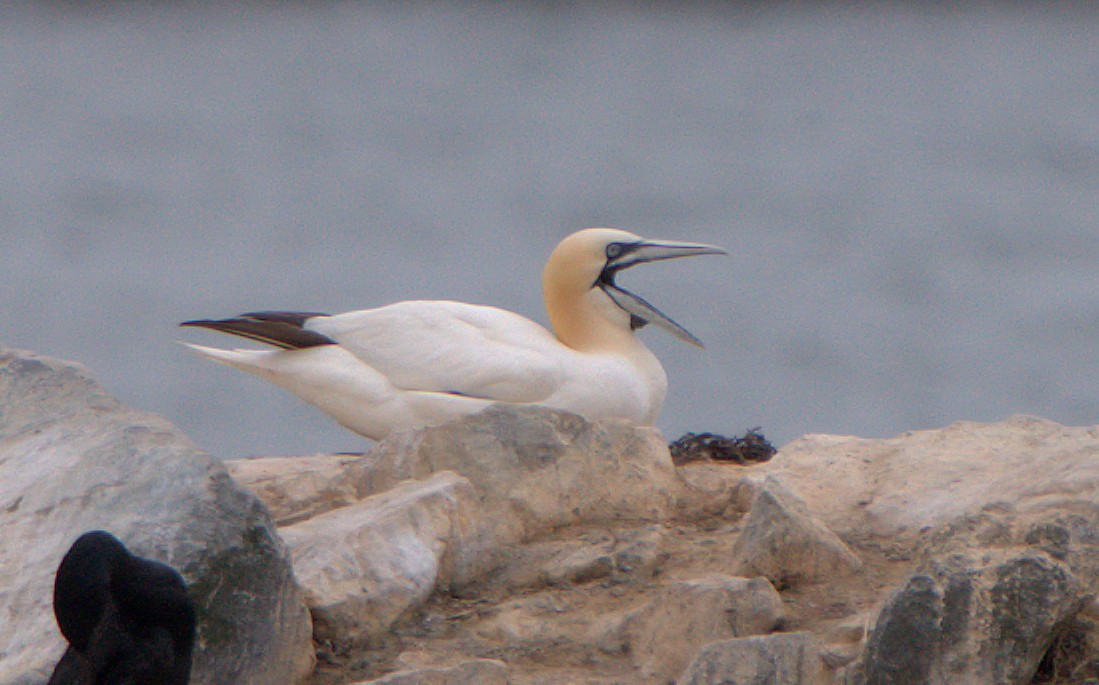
<box><xmin>179</xmin><ymin>312</ymin><xmax>335</xmax><ymax>349</ymax></box>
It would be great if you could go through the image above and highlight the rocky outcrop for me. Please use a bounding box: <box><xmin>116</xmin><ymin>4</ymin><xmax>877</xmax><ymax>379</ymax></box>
<box><xmin>7</xmin><ymin>343</ymin><xmax>1099</xmax><ymax>685</ymax></box>
<box><xmin>228</xmin><ymin>411</ymin><xmax>1099</xmax><ymax>685</ymax></box>
<box><xmin>0</xmin><ymin>347</ymin><xmax>314</xmax><ymax>685</ymax></box>
<box><xmin>769</xmin><ymin>416</ymin><xmax>1099</xmax><ymax>685</ymax></box>
<box><xmin>230</xmin><ymin>404</ymin><xmax>682</xmax><ymax>545</ymax></box>
<box><xmin>232</xmin><ymin>406</ymin><xmax>796</xmax><ymax>684</ymax></box>
<box><xmin>765</xmin><ymin>416</ymin><xmax>1099</xmax><ymax>544</ymax></box>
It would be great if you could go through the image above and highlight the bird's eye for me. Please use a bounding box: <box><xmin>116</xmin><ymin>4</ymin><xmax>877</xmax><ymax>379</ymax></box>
<box><xmin>606</xmin><ymin>244</ymin><xmax>623</xmax><ymax>259</ymax></box>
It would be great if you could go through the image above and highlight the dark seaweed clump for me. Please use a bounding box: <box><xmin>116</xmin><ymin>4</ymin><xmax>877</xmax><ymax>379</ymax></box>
<box><xmin>668</xmin><ymin>428</ymin><xmax>776</xmax><ymax>466</ymax></box>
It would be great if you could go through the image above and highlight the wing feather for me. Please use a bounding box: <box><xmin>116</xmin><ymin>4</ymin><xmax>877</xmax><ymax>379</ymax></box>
<box><xmin>307</xmin><ymin>301</ymin><xmax>566</xmax><ymax>403</ymax></box>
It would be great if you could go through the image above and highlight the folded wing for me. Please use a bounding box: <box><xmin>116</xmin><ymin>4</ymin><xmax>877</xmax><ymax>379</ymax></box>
<box><xmin>307</xmin><ymin>300</ymin><xmax>566</xmax><ymax>404</ymax></box>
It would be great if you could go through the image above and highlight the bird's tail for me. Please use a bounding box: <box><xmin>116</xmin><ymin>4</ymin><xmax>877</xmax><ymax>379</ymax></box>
<box><xmin>178</xmin><ymin>342</ymin><xmax>285</xmax><ymax>380</ymax></box>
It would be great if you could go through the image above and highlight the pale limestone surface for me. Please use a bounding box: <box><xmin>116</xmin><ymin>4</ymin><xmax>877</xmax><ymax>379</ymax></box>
<box><xmin>342</xmin><ymin>405</ymin><xmax>683</xmax><ymax>542</ymax></box>
<box><xmin>230</xmin><ymin>410</ymin><xmax>1099</xmax><ymax>684</ymax></box>
<box><xmin>279</xmin><ymin>471</ymin><xmax>492</xmax><ymax>649</ymax></box>
<box><xmin>766</xmin><ymin>415</ymin><xmax>1099</xmax><ymax>539</ymax></box>
<box><xmin>730</xmin><ymin>476</ymin><xmax>863</xmax><ymax>588</ymax></box>
<box><xmin>622</xmin><ymin>574</ymin><xmax>786</xmax><ymax>683</ymax></box>
<box><xmin>0</xmin><ymin>347</ymin><xmax>314</xmax><ymax>685</ymax></box>
<box><xmin>349</xmin><ymin>659</ymin><xmax>508</xmax><ymax>685</ymax></box>
<box><xmin>225</xmin><ymin>454</ymin><xmax>362</xmax><ymax>525</ymax></box>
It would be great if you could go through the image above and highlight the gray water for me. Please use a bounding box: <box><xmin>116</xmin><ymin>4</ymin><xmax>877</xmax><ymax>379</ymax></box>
<box><xmin>3</xmin><ymin>2</ymin><xmax>1098</xmax><ymax>459</ymax></box>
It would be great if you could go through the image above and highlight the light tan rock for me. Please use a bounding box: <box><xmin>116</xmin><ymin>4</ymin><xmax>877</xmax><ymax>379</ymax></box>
<box><xmin>730</xmin><ymin>476</ymin><xmax>863</xmax><ymax>588</ymax></box>
<box><xmin>765</xmin><ymin>415</ymin><xmax>1099</xmax><ymax>540</ymax></box>
<box><xmin>344</xmin><ymin>405</ymin><xmax>682</xmax><ymax>542</ymax></box>
<box><xmin>491</xmin><ymin>524</ymin><xmax>667</xmax><ymax>591</ymax></box>
<box><xmin>225</xmin><ymin>454</ymin><xmax>361</xmax><ymax>525</ymax></box>
<box><xmin>280</xmin><ymin>471</ymin><xmax>491</xmax><ymax>649</ymax></box>
<box><xmin>469</xmin><ymin>587</ymin><xmax>649</xmax><ymax>668</ymax></box>
<box><xmin>350</xmin><ymin>659</ymin><xmax>508</xmax><ymax>685</ymax></box>
<box><xmin>608</xmin><ymin>524</ymin><xmax>667</xmax><ymax>580</ymax></box>
<box><xmin>749</xmin><ymin>416</ymin><xmax>1099</xmax><ymax>682</ymax></box>
<box><xmin>623</xmin><ymin>574</ymin><xmax>786</xmax><ymax>683</ymax></box>
<box><xmin>677</xmin><ymin>632</ymin><xmax>825</xmax><ymax>685</ymax></box>
<box><xmin>306</xmin><ymin>416</ymin><xmax>1099</xmax><ymax>684</ymax></box>
<box><xmin>818</xmin><ymin>617</ymin><xmax>870</xmax><ymax>670</ymax></box>
<box><xmin>0</xmin><ymin>347</ymin><xmax>314</xmax><ymax>685</ymax></box>
<box><xmin>675</xmin><ymin>461</ymin><xmax>757</xmax><ymax>519</ymax></box>
<box><xmin>475</xmin><ymin>592</ymin><xmax>579</xmax><ymax>646</ymax></box>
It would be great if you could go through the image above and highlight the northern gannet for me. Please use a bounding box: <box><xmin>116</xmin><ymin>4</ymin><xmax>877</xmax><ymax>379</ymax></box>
<box><xmin>181</xmin><ymin>228</ymin><xmax>725</xmax><ymax>440</ymax></box>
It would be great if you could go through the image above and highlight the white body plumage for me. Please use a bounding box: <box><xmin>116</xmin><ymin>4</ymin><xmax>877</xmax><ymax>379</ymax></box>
<box><xmin>183</xmin><ymin>228</ymin><xmax>724</xmax><ymax>441</ymax></box>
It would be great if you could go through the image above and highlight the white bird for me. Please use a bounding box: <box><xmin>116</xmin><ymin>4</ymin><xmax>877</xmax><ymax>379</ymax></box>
<box><xmin>181</xmin><ymin>228</ymin><xmax>726</xmax><ymax>440</ymax></box>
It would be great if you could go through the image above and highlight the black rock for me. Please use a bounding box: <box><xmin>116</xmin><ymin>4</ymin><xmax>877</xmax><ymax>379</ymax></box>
<box><xmin>856</xmin><ymin>554</ymin><xmax>1087</xmax><ymax>685</ymax></box>
<box><xmin>48</xmin><ymin>531</ymin><xmax>196</xmax><ymax>685</ymax></box>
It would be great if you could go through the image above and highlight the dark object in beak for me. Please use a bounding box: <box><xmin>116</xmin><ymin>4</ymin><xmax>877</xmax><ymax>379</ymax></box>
<box><xmin>597</xmin><ymin>239</ymin><xmax>727</xmax><ymax>347</ymax></box>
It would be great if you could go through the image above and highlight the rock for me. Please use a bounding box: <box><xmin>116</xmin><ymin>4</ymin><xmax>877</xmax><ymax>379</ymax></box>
<box><xmin>280</xmin><ymin>471</ymin><xmax>491</xmax><ymax>650</ymax></box>
<box><xmin>524</xmin><ymin>539</ymin><xmax>616</xmax><ymax>587</ymax></box>
<box><xmin>610</xmin><ymin>524</ymin><xmax>668</xmax><ymax>580</ymax></box>
<box><xmin>285</xmin><ymin>415</ymin><xmax>1099</xmax><ymax>684</ymax></box>
<box><xmin>623</xmin><ymin>575</ymin><xmax>786</xmax><ymax>683</ymax></box>
<box><xmin>491</xmin><ymin>524</ymin><xmax>667</xmax><ymax>591</ymax></box>
<box><xmin>0</xmin><ymin>347</ymin><xmax>314</xmax><ymax>685</ymax></box>
<box><xmin>474</xmin><ymin>592</ymin><xmax>581</xmax><ymax>647</ymax></box>
<box><xmin>350</xmin><ymin>659</ymin><xmax>508</xmax><ymax>685</ymax></box>
<box><xmin>20</xmin><ymin>333</ymin><xmax>1099</xmax><ymax>685</ymax></box>
<box><xmin>851</xmin><ymin>575</ymin><xmax>942</xmax><ymax>685</ymax></box>
<box><xmin>751</xmin><ymin>416</ymin><xmax>1099</xmax><ymax>683</ymax></box>
<box><xmin>1036</xmin><ymin>611</ymin><xmax>1099</xmax><ymax>683</ymax></box>
<box><xmin>730</xmin><ymin>476</ymin><xmax>863</xmax><ymax>588</ymax></box>
<box><xmin>344</xmin><ymin>405</ymin><xmax>682</xmax><ymax>542</ymax></box>
<box><xmin>676</xmin><ymin>632</ymin><xmax>824</xmax><ymax>685</ymax></box>
<box><xmin>225</xmin><ymin>454</ymin><xmax>362</xmax><ymax>525</ymax></box>
<box><xmin>469</xmin><ymin>588</ymin><xmax>645</xmax><ymax>671</ymax></box>
<box><xmin>818</xmin><ymin>618</ymin><xmax>869</xmax><ymax>670</ymax></box>
<box><xmin>765</xmin><ymin>415</ymin><xmax>1099</xmax><ymax>541</ymax></box>
<box><xmin>674</xmin><ymin>461</ymin><xmax>757</xmax><ymax>520</ymax></box>
<box><xmin>852</xmin><ymin>552</ymin><xmax>1089</xmax><ymax>685</ymax></box>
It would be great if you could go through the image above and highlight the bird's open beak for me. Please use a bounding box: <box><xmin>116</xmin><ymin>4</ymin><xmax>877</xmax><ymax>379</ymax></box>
<box><xmin>598</xmin><ymin>239</ymin><xmax>727</xmax><ymax>348</ymax></box>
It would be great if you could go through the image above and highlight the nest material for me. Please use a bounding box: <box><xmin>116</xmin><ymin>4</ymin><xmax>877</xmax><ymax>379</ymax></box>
<box><xmin>668</xmin><ymin>428</ymin><xmax>776</xmax><ymax>466</ymax></box>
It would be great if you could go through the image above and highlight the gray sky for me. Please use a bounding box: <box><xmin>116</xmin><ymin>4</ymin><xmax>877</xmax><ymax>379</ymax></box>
<box><xmin>2</xmin><ymin>2</ymin><xmax>1098</xmax><ymax>458</ymax></box>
